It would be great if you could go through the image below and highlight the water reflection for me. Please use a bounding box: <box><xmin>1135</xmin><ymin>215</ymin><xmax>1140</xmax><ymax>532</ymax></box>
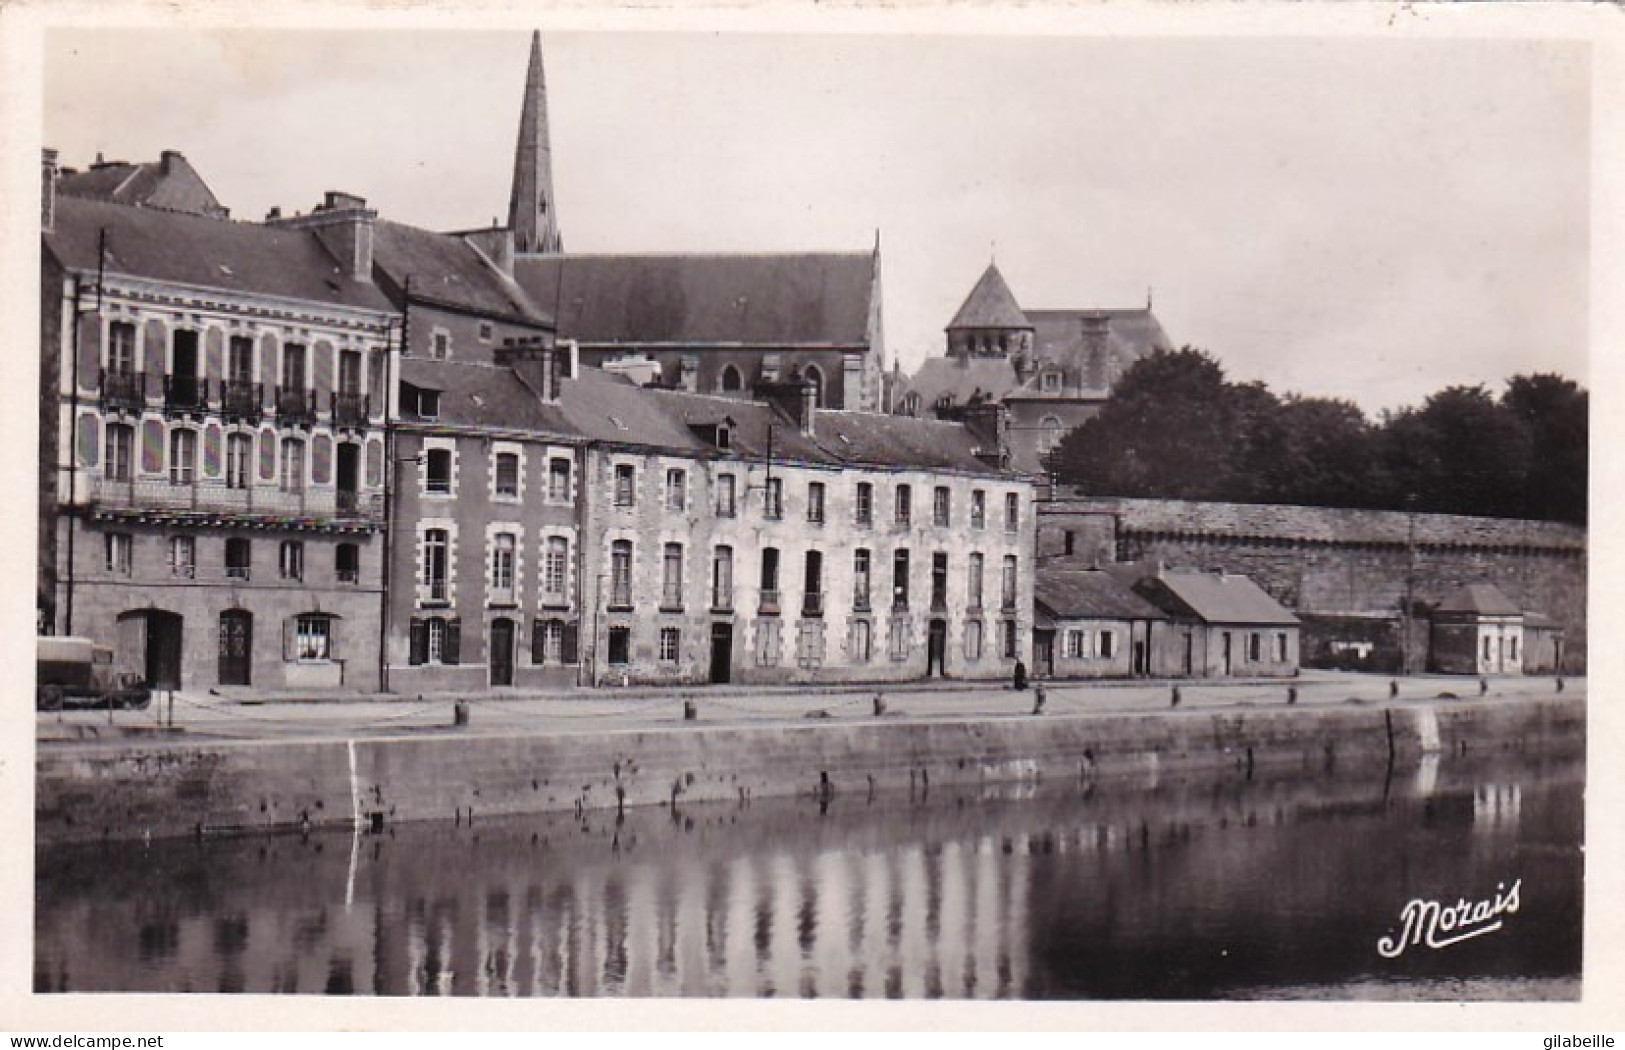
<box><xmin>35</xmin><ymin>753</ymin><xmax>1582</xmax><ymax>999</ymax></box>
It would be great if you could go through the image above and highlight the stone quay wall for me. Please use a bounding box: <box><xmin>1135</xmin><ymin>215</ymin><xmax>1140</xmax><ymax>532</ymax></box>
<box><xmin>37</xmin><ymin>695</ymin><xmax>1584</xmax><ymax>845</ymax></box>
<box><xmin>1037</xmin><ymin>497</ymin><xmax>1587</xmax><ymax>672</ymax></box>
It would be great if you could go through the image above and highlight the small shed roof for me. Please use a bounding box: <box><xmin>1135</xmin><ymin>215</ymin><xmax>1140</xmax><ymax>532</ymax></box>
<box><xmin>1035</xmin><ymin>569</ymin><xmax>1167</xmax><ymax>622</ymax></box>
<box><xmin>1140</xmin><ymin>571</ymin><xmax>1299</xmax><ymax>626</ymax></box>
<box><xmin>1434</xmin><ymin>582</ymin><xmax>1523</xmax><ymax>617</ymax></box>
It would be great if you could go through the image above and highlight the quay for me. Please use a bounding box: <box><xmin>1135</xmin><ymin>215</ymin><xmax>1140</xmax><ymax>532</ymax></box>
<box><xmin>36</xmin><ymin>672</ymin><xmax>1585</xmax><ymax>845</ymax></box>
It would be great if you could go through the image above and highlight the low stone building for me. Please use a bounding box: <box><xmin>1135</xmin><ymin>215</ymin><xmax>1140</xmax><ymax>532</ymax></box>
<box><xmin>1033</xmin><ymin>569</ymin><xmax>1166</xmax><ymax>679</ymax></box>
<box><xmin>1133</xmin><ymin>571</ymin><xmax>1301</xmax><ymax>678</ymax></box>
<box><xmin>1428</xmin><ymin>582</ymin><xmax>1525</xmax><ymax>676</ymax></box>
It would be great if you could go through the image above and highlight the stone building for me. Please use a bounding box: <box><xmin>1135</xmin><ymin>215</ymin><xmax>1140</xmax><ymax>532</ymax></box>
<box><xmin>1427</xmin><ymin>582</ymin><xmax>1525</xmax><ymax>676</ymax></box>
<box><xmin>502</xmin><ymin>32</ymin><xmax>889</xmax><ymax>413</ymax></box>
<box><xmin>1131</xmin><ymin>570</ymin><xmax>1301</xmax><ymax>679</ymax></box>
<box><xmin>40</xmin><ymin>153</ymin><xmax>394</xmax><ymax>690</ymax></box>
<box><xmin>895</xmin><ymin>261</ymin><xmax>1172</xmax><ymax>472</ymax></box>
<box><xmin>1033</xmin><ymin>569</ymin><xmax>1166</xmax><ymax>679</ymax></box>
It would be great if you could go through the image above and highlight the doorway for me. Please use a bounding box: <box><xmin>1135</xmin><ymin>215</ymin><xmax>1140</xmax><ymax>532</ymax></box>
<box><xmin>1182</xmin><ymin>632</ymin><xmax>1194</xmax><ymax>676</ymax></box>
<box><xmin>927</xmin><ymin>618</ymin><xmax>947</xmax><ymax>677</ymax></box>
<box><xmin>336</xmin><ymin>443</ymin><xmax>360</xmax><ymax>515</ymax></box>
<box><xmin>1133</xmin><ymin>639</ymin><xmax>1148</xmax><ymax>677</ymax></box>
<box><xmin>119</xmin><ymin>609</ymin><xmax>183</xmax><ymax>690</ymax></box>
<box><xmin>490</xmin><ymin>618</ymin><xmax>515</xmax><ymax>687</ymax></box>
<box><xmin>1222</xmin><ymin>632</ymin><xmax>1233</xmax><ymax>676</ymax></box>
<box><xmin>710</xmin><ymin>623</ymin><xmax>733</xmax><ymax>684</ymax></box>
<box><xmin>1034</xmin><ymin>629</ymin><xmax>1055</xmax><ymax>678</ymax></box>
<box><xmin>218</xmin><ymin>609</ymin><xmax>252</xmax><ymax>686</ymax></box>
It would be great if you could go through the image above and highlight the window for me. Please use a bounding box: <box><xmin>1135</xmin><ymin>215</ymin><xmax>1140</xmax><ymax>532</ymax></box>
<box><xmin>971</xmin><ymin>490</ymin><xmax>986</xmax><ymax>530</ymax></box>
<box><xmin>106</xmin><ymin>532</ymin><xmax>132</xmax><ymax>575</ymax></box>
<box><xmin>409</xmin><ymin>616</ymin><xmax>460</xmax><ymax>666</ymax></box>
<box><xmin>543</xmin><ymin>536</ymin><xmax>568</xmax><ymax>601</ymax></box>
<box><xmin>169</xmin><ymin>535</ymin><xmax>195</xmax><ymax>578</ymax></box>
<box><xmin>614</xmin><ymin>464</ymin><xmax>635</xmax><ymax>507</ymax></box>
<box><xmin>610</xmin><ymin>540</ymin><xmax>634</xmax><ymax>609</ymax></box>
<box><xmin>169</xmin><ymin>428</ymin><xmax>197</xmax><ymax>485</ymax></box>
<box><xmin>720</xmin><ymin>364</ymin><xmax>743</xmax><ymax>393</ymax></box>
<box><xmin>895</xmin><ymin>484</ymin><xmax>912</xmax><ymax>526</ymax></box>
<box><xmin>425</xmin><ymin>448</ymin><xmax>452</xmax><ymax>495</ymax></box>
<box><xmin>1100</xmin><ymin>630</ymin><xmax>1115</xmax><ymax>659</ymax></box>
<box><xmin>931</xmin><ymin>552</ymin><xmax>949</xmax><ymax>611</ymax></box>
<box><xmin>712</xmin><ymin>546</ymin><xmax>733</xmax><ymax>611</ymax></box>
<box><xmin>968</xmin><ymin>553</ymin><xmax>984</xmax><ymax>609</ymax></box>
<box><xmin>490</xmin><ymin>533</ymin><xmax>516</xmax><ymax>603</ymax></box>
<box><xmin>965</xmin><ymin>621</ymin><xmax>983</xmax><ymax>661</ymax></box>
<box><xmin>105</xmin><ymin>423</ymin><xmax>133</xmax><ymax>481</ymax></box>
<box><xmin>548</xmin><ymin>458</ymin><xmax>571</xmax><ymax>502</ymax></box>
<box><xmin>295</xmin><ymin>615</ymin><xmax>332</xmax><ymax>662</ymax></box>
<box><xmin>764</xmin><ymin>477</ymin><xmax>783</xmax><ymax>520</ymax></box>
<box><xmin>1064</xmin><ymin>530</ymin><xmax>1076</xmax><ymax>556</ymax></box>
<box><xmin>282</xmin><ymin>344</ymin><xmax>307</xmax><ymax>389</ymax></box>
<box><xmin>225</xmin><ymin>537</ymin><xmax>251</xmax><ymax>580</ymax></box>
<box><xmin>607</xmin><ymin>626</ymin><xmax>631</xmax><ymax>666</ymax></box>
<box><xmin>1510</xmin><ymin>636</ymin><xmax>1518</xmax><ymax>662</ymax></box>
<box><xmin>659</xmin><ymin>627</ymin><xmax>681</xmax><ymax>663</ymax></box>
<box><xmin>531</xmin><ymin>619</ymin><xmax>578</xmax><ymax>665</ymax></box>
<box><xmin>1249</xmin><ymin>633</ymin><xmax>1261</xmax><ymax>662</ymax></box>
<box><xmin>422</xmin><ymin>529</ymin><xmax>449</xmax><ymax>603</ymax></box>
<box><xmin>803</xmin><ymin>550</ymin><xmax>824</xmax><ymax>617</ymax></box>
<box><xmin>662</xmin><ymin>543</ymin><xmax>685</xmax><ymax>610</ymax></box>
<box><xmin>416</xmin><ymin>389</ymin><xmax>440</xmax><ymax>420</ymax></box>
<box><xmin>1483</xmin><ymin>636</ymin><xmax>1492</xmax><ymax>661</ymax></box>
<box><xmin>1276</xmin><ymin>633</ymin><xmax>1288</xmax><ymax>662</ymax></box>
<box><xmin>280</xmin><ymin>540</ymin><xmax>304</xmax><ymax>581</ymax></box>
<box><xmin>226</xmin><ymin>433</ymin><xmax>251</xmax><ymax>490</ymax></box>
<box><xmin>430</xmin><ymin>330</ymin><xmax>450</xmax><ymax>360</ymax></box>
<box><xmin>336</xmin><ymin>543</ymin><xmax>360</xmax><ymax>584</ymax></box>
<box><xmin>1002</xmin><ymin>555</ymin><xmax>1018</xmax><ymax>610</ymax></box>
<box><xmin>1042</xmin><ymin>372</ymin><xmax>1060</xmax><ymax>393</ymax></box>
<box><xmin>494</xmin><ymin>453</ymin><xmax>520</xmax><ymax>499</ymax></box>
<box><xmin>855</xmin><ymin>482</ymin><xmax>873</xmax><ymax>526</ymax></box>
<box><xmin>665</xmin><ymin>469</ymin><xmax>687</xmax><ymax>511</ymax></box>
<box><xmin>807</xmin><ymin>482</ymin><xmax>826</xmax><ymax>524</ymax></box>
<box><xmin>760</xmin><ymin>547</ymin><xmax>781</xmax><ymax>613</ymax></box>
<box><xmin>1003</xmin><ymin>620</ymin><xmax>1019</xmax><ymax>659</ymax></box>
<box><xmin>478</xmin><ymin>321</ymin><xmax>494</xmax><ymax>343</ymax></box>
<box><xmin>716</xmin><ymin>474</ymin><xmax>737</xmax><ymax>518</ymax></box>
<box><xmin>892</xmin><ymin>549</ymin><xmax>910</xmax><ymax>610</ymax></box>
<box><xmin>1039</xmin><ymin>415</ymin><xmax>1064</xmax><ymax>453</ymax></box>
<box><xmin>1005</xmin><ymin>492</ymin><xmax>1020</xmax><ymax>534</ymax></box>
<box><xmin>853</xmin><ymin>549</ymin><xmax>871</xmax><ymax>611</ymax></box>
<box><xmin>337</xmin><ymin>350</ymin><xmax>361</xmax><ymax>397</ymax></box>
<box><xmin>1068</xmin><ymin>630</ymin><xmax>1086</xmax><ymax>659</ymax></box>
<box><xmin>108</xmin><ymin>321</ymin><xmax>136</xmax><ymax>374</ymax></box>
<box><xmin>279</xmin><ymin>437</ymin><xmax>305</xmax><ymax>493</ymax></box>
<box><xmin>933</xmin><ymin>486</ymin><xmax>951</xmax><ymax>527</ymax></box>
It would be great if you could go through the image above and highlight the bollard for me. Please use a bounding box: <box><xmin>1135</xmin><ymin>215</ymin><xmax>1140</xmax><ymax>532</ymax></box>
<box><xmin>1479</xmin><ymin>677</ymin><xmax>1489</xmax><ymax>697</ymax></box>
<box><xmin>1556</xmin><ymin>676</ymin><xmax>1565</xmax><ymax>693</ymax></box>
<box><xmin>1032</xmin><ymin>687</ymin><xmax>1046</xmax><ymax>715</ymax></box>
<box><xmin>1389</xmin><ymin>680</ymin><xmax>1399</xmax><ymax>700</ymax></box>
<box><xmin>1287</xmin><ymin>686</ymin><xmax>1298</xmax><ymax>705</ymax></box>
<box><xmin>453</xmin><ymin>700</ymin><xmax>470</xmax><ymax>727</ymax></box>
<box><xmin>1170</xmin><ymin>686</ymin><xmax>1181</xmax><ymax>708</ymax></box>
<box><xmin>873</xmin><ymin>693</ymin><xmax>887</xmax><ymax>717</ymax></box>
<box><xmin>683</xmin><ymin>699</ymin><xmax>698</xmax><ymax>721</ymax></box>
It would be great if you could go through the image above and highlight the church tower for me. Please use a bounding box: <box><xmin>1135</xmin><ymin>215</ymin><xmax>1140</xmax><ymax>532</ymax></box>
<box><xmin>509</xmin><ymin>31</ymin><xmax>563</xmax><ymax>254</ymax></box>
<box><xmin>945</xmin><ymin>261</ymin><xmax>1033</xmax><ymax>359</ymax></box>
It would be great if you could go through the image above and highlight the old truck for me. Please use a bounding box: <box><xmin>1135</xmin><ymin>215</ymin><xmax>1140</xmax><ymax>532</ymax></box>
<box><xmin>36</xmin><ymin>635</ymin><xmax>152</xmax><ymax>711</ymax></box>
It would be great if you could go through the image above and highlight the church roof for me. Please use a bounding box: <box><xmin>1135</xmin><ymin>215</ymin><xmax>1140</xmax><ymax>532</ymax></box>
<box><xmin>947</xmin><ymin>262</ymin><xmax>1030</xmax><ymax>331</ymax></box>
<box><xmin>57</xmin><ymin>152</ymin><xmax>226</xmax><ymax>218</ymax></box>
<box><xmin>44</xmin><ymin>195</ymin><xmax>395</xmax><ymax>314</ymax></box>
<box><xmin>513</xmin><ymin>252</ymin><xmax>877</xmax><ymax>346</ymax></box>
<box><xmin>372</xmin><ymin>220</ymin><xmax>553</xmax><ymax>326</ymax></box>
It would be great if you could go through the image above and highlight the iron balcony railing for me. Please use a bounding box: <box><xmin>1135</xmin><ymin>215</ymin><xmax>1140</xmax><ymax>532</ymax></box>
<box><xmin>163</xmin><ymin>374</ymin><xmax>210</xmax><ymax>418</ymax></box>
<box><xmin>88</xmin><ymin>475</ymin><xmax>383</xmax><ymax>521</ymax></box>
<box><xmin>99</xmin><ymin>369</ymin><xmax>147</xmax><ymax>414</ymax></box>
<box><xmin>421</xmin><ymin>579</ymin><xmax>450</xmax><ymax>605</ymax></box>
<box><xmin>220</xmin><ymin>380</ymin><xmax>263</xmax><ymax>424</ymax></box>
<box><xmin>276</xmin><ymin>385</ymin><xmax>317</xmax><ymax>427</ymax></box>
<box><xmin>331</xmin><ymin>391</ymin><xmax>371</xmax><ymax>430</ymax></box>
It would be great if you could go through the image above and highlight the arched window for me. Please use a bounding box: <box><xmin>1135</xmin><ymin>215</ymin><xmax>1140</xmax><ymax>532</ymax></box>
<box><xmin>803</xmin><ymin>364</ymin><xmax>824</xmax><ymax>408</ymax></box>
<box><xmin>720</xmin><ymin>364</ymin><xmax>743</xmax><ymax>393</ymax></box>
<box><xmin>1039</xmin><ymin>415</ymin><xmax>1065</xmax><ymax>453</ymax></box>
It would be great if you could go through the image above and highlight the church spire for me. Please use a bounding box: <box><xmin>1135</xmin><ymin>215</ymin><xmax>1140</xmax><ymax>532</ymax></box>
<box><xmin>509</xmin><ymin>31</ymin><xmax>562</xmax><ymax>254</ymax></box>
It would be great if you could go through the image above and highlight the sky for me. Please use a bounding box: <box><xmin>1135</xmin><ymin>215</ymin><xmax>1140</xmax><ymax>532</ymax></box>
<box><xmin>41</xmin><ymin>28</ymin><xmax>1590</xmax><ymax>417</ymax></box>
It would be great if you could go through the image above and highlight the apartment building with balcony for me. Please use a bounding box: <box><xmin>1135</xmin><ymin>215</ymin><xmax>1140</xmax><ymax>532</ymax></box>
<box><xmin>41</xmin><ymin>153</ymin><xmax>395</xmax><ymax>691</ymax></box>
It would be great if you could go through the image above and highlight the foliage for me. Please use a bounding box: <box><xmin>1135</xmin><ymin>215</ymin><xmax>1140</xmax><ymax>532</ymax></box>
<box><xmin>1045</xmin><ymin>350</ymin><xmax>1586</xmax><ymax>525</ymax></box>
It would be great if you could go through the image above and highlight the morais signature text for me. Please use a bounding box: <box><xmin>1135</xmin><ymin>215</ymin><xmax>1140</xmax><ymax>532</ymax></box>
<box><xmin>1377</xmin><ymin>879</ymin><xmax>1521</xmax><ymax>958</ymax></box>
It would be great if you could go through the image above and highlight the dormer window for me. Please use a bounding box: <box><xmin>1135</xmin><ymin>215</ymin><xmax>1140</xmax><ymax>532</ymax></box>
<box><xmin>1042</xmin><ymin>371</ymin><xmax>1060</xmax><ymax>392</ymax></box>
<box><xmin>716</xmin><ymin>424</ymin><xmax>731</xmax><ymax>449</ymax></box>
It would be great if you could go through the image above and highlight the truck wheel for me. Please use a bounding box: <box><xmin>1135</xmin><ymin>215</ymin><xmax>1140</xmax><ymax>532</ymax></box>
<box><xmin>38</xmin><ymin>685</ymin><xmax>63</xmax><ymax>711</ymax></box>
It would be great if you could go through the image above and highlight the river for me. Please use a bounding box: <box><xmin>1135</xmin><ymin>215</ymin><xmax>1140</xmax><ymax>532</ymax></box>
<box><xmin>34</xmin><ymin>751</ymin><xmax>1582</xmax><ymax>999</ymax></box>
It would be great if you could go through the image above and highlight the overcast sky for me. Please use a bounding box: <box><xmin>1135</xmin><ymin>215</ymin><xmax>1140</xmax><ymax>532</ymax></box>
<box><xmin>43</xmin><ymin>28</ymin><xmax>1589</xmax><ymax>416</ymax></box>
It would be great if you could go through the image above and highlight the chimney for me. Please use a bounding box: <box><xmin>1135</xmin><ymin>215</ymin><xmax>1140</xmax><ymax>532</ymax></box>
<box><xmin>462</xmin><ymin>226</ymin><xmax>515</xmax><ymax>278</ymax></box>
<box><xmin>759</xmin><ymin>374</ymin><xmax>817</xmax><ymax>437</ymax></box>
<box><xmin>41</xmin><ymin>148</ymin><xmax>59</xmax><ymax>232</ymax></box>
<box><xmin>267</xmin><ymin>191</ymin><xmax>376</xmax><ymax>282</ymax></box>
<box><xmin>265</xmin><ymin>206</ymin><xmax>281</xmax><ymax>221</ymax></box>
<box><xmin>497</xmin><ymin>336</ymin><xmax>561</xmax><ymax>404</ymax></box>
<box><xmin>964</xmin><ymin>400</ymin><xmax>1010</xmax><ymax>469</ymax></box>
<box><xmin>160</xmin><ymin>149</ymin><xmax>184</xmax><ymax>175</ymax></box>
<box><xmin>1081</xmin><ymin>313</ymin><xmax>1110</xmax><ymax>389</ymax></box>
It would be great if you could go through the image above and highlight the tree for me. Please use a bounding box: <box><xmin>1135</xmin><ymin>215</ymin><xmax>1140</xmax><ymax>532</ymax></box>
<box><xmin>1502</xmin><ymin>373</ymin><xmax>1587</xmax><ymax>524</ymax></box>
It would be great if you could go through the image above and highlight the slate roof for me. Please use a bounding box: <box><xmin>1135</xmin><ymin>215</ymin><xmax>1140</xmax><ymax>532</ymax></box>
<box><xmin>1139</xmin><ymin>572</ymin><xmax>1299</xmax><ymax>626</ymax></box>
<box><xmin>514</xmin><ymin>252</ymin><xmax>877</xmax><ymax>346</ymax></box>
<box><xmin>947</xmin><ymin>263</ymin><xmax>1030</xmax><ymax>331</ymax></box>
<box><xmin>398</xmin><ymin>358</ymin><xmax>573</xmax><ymax>435</ymax></box>
<box><xmin>372</xmin><ymin>220</ymin><xmax>552</xmax><ymax>325</ymax></box>
<box><xmin>901</xmin><ymin>358</ymin><xmax>1021</xmax><ymax>412</ymax></box>
<box><xmin>1034</xmin><ymin>569</ymin><xmax>1167</xmax><ymax>622</ymax></box>
<box><xmin>57</xmin><ymin>153</ymin><xmax>225</xmax><ymax>217</ymax></box>
<box><xmin>1015</xmin><ymin>307</ymin><xmax>1171</xmax><ymax>400</ymax></box>
<box><xmin>45</xmin><ymin>196</ymin><xmax>395</xmax><ymax>314</ymax></box>
<box><xmin>1434</xmin><ymin>582</ymin><xmax>1523</xmax><ymax>618</ymax></box>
